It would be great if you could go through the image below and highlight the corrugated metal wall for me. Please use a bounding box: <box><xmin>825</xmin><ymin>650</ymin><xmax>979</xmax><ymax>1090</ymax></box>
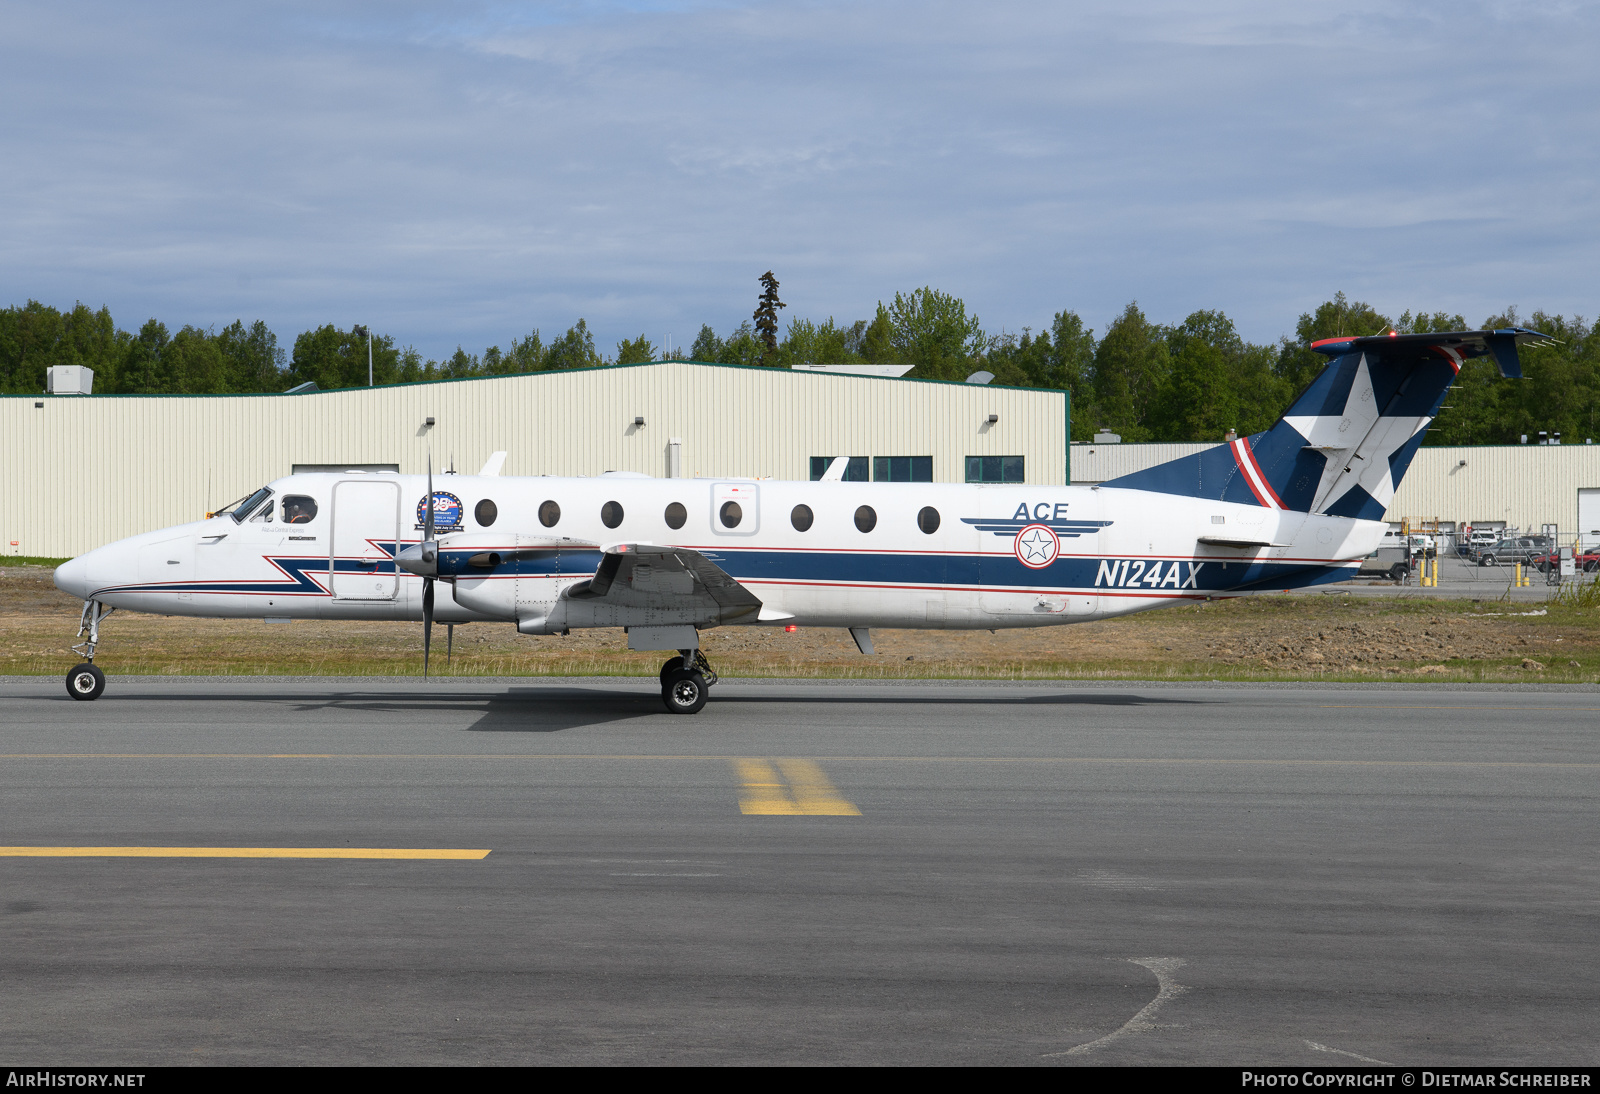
<box><xmin>1071</xmin><ymin>441</ymin><xmax>1600</xmax><ymax>536</ymax></box>
<box><xmin>1</xmin><ymin>362</ymin><xmax>1069</xmax><ymax>558</ymax></box>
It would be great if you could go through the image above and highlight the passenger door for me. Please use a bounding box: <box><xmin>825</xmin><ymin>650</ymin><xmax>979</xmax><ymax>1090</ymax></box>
<box><xmin>331</xmin><ymin>480</ymin><xmax>399</xmax><ymax>600</ymax></box>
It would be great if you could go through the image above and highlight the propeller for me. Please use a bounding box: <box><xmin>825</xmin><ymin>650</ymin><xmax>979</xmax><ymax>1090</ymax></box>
<box><xmin>392</xmin><ymin>457</ymin><xmax>445</xmax><ymax>676</ymax></box>
<box><xmin>422</xmin><ymin>455</ymin><xmax>437</xmax><ymax>677</ymax></box>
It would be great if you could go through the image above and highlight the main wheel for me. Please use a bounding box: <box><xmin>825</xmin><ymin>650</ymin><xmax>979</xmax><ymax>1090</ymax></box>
<box><xmin>659</xmin><ymin>656</ymin><xmax>685</xmax><ymax>686</ymax></box>
<box><xmin>66</xmin><ymin>663</ymin><xmax>105</xmax><ymax>701</ymax></box>
<box><xmin>661</xmin><ymin>669</ymin><xmax>708</xmax><ymax>715</ymax></box>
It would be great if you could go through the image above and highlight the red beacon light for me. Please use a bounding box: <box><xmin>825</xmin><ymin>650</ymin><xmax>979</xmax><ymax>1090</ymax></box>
<box><xmin>784</xmin><ymin>624</ymin><xmax>798</xmax><ymax>633</ymax></box>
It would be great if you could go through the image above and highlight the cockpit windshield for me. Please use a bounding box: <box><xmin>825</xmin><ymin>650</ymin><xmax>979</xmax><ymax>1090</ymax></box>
<box><xmin>219</xmin><ymin>486</ymin><xmax>274</xmax><ymax>524</ymax></box>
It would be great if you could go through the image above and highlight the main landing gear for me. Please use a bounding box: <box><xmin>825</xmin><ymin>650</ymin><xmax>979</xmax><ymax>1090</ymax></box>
<box><xmin>659</xmin><ymin>649</ymin><xmax>718</xmax><ymax>715</ymax></box>
<box><xmin>65</xmin><ymin>600</ymin><xmax>114</xmax><ymax>701</ymax></box>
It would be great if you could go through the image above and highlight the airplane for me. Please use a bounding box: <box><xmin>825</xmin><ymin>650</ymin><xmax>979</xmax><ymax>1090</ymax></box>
<box><xmin>51</xmin><ymin>327</ymin><xmax>1552</xmax><ymax>714</ymax></box>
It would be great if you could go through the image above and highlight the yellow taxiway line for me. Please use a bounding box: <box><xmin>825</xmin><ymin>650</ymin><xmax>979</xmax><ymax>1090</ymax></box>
<box><xmin>0</xmin><ymin>847</ymin><xmax>490</xmax><ymax>859</ymax></box>
<box><xmin>735</xmin><ymin>758</ymin><xmax>861</xmax><ymax>816</ymax></box>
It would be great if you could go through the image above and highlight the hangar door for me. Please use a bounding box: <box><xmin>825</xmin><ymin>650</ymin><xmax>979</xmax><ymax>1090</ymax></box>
<box><xmin>1580</xmin><ymin>489</ymin><xmax>1600</xmax><ymax>552</ymax></box>
<box><xmin>331</xmin><ymin>480</ymin><xmax>400</xmax><ymax>600</ymax></box>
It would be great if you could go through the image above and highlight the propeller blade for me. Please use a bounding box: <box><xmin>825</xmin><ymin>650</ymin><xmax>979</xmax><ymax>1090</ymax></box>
<box><xmin>423</xmin><ymin>578</ymin><xmax>434</xmax><ymax>678</ymax></box>
<box><xmin>425</xmin><ymin>454</ymin><xmax>435</xmax><ymax>542</ymax></box>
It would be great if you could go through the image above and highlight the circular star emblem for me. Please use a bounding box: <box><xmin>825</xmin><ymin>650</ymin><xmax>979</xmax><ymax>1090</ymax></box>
<box><xmin>1013</xmin><ymin>523</ymin><xmax>1060</xmax><ymax>569</ymax></box>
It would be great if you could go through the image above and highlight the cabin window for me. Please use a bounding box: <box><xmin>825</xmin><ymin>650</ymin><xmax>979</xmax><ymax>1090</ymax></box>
<box><xmin>601</xmin><ymin>501</ymin><xmax>624</xmax><ymax>529</ymax></box>
<box><xmin>917</xmin><ymin>506</ymin><xmax>940</xmax><ymax>534</ymax></box>
<box><xmin>719</xmin><ymin>501</ymin><xmax>743</xmax><ymax>529</ymax></box>
<box><xmin>539</xmin><ymin>500</ymin><xmax>561</xmax><ymax>527</ymax></box>
<box><xmin>964</xmin><ymin>455</ymin><xmax>1025</xmax><ymax>483</ymax></box>
<box><xmin>664</xmin><ymin>502</ymin><xmax>687</xmax><ymax>530</ymax></box>
<box><xmin>790</xmin><ymin>504</ymin><xmax>814</xmax><ymax>532</ymax></box>
<box><xmin>809</xmin><ymin>456</ymin><xmax>869</xmax><ymax>481</ymax></box>
<box><xmin>475</xmin><ymin>499</ymin><xmax>498</xmax><ymax>527</ymax></box>
<box><xmin>854</xmin><ymin>505</ymin><xmax>877</xmax><ymax>533</ymax></box>
<box><xmin>281</xmin><ymin>495</ymin><xmax>318</xmax><ymax>524</ymax></box>
<box><xmin>873</xmin><ymin>456</ymin><xmax>933</xmax><ymax>482</ymax></box>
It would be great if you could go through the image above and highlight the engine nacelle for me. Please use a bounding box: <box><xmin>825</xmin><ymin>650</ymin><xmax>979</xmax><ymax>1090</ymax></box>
<box><xmin>438</xmin><ymin>532</ymin><xmax>601</xmax><ymax>630</ymax></box>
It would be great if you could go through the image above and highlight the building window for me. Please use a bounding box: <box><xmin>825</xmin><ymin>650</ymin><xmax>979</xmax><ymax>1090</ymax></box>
<box><xmin>965</xmin><ymin>455</ymin><xmax>1025</xmax><ymax>483</ymax></box>
<box><xmin>872</xmin><ymin>456</ymin><xmax>933</xmax><ymax>482</ymax></box>
<box><xmin>810</xmin><ymin>456</ymin><xmax>869</xmax><ymax>481</ymax></box>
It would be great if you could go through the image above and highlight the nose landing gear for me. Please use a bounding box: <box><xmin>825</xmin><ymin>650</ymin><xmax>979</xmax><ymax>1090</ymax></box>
<box><xmin>65</xmin><ymin>600</ymin><xmax>114</xmax><ymax>701</ymax></box>
<box><xmin>660</xmin><ymin>648</ymin><xmax>717</xmax><ymax>715</ymax></box>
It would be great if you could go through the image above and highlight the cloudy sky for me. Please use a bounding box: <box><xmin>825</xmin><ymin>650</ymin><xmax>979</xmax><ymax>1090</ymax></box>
<box><xmin>3</xmin><ymin>0</ymin><xmax>1596</xmax><ymax>358</ymax></box>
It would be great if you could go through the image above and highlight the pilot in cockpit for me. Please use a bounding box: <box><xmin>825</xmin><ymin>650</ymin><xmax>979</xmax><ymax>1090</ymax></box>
<box><xmin>282</xmin><ymin>496</ymin><xmax>317</xmax><ymax>524</ymax></box>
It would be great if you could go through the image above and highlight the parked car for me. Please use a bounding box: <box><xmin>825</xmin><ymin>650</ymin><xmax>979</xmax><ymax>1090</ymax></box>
<box><xmin>1458</xmin><ymin>529</ymin><xmax>1500</xmax><ymax>558</ymax></box>
<box><xmin>1534</xmin><ymin>550</ymin><xmax>1600</xmax><ymax>573</ymax></box>
<box><xmin>1359</xmin><ymin>546</ymin><xmax>1412</xmax><ymax>582</ymax></box>
<box><xmin>1474</xmin><ymin>535</ymin><xmax>1554</xmax><ymax>567</ymax></box>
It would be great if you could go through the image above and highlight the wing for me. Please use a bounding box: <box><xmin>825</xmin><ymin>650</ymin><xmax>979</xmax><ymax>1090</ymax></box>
<box><xmin>564</xmin><ymin>543</ymin><xmax>763</xmax><ymax>625</ymax></box>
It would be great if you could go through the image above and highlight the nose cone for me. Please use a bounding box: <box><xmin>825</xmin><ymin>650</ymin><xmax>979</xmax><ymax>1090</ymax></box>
<box><xmin>54</xmin><ymin>555</ymin><xmax>89</xmax><ymax>599</ymax></box>
<box><xmin>395</xmin><ymin>541</ymin><xmax>437</xmax><ymax>578</ymax></box>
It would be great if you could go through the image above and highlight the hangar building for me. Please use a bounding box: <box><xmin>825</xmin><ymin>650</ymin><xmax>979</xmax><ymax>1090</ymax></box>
<box><xmin>2</xmin><ymin>361</ymin><xmax>1070</xmax><ymax>559</ymax></box>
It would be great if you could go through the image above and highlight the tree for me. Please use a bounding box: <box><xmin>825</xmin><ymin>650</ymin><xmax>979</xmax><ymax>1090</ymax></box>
<box><xmin>753</xmin><ymin>271</ymin><xmax>786</xmax><ymax>363</ymax></box>
<box><xmin>886</xmin><ymin>287</ymin><xmax>985</xmax><ymax>381</ymax></box>
<box><xmin>544</xmin><ymin>319</ymin><xmax>602</xmax><ymax>371</ymax></box>
<box><xmin>615</xmin><ymin>335</ymin><xmax>656</xmax><ymax>365</ymax></box>
<box><xmin>216</xmin><ymin>320</ymin><xmax>285</xmax><ymax>391</ymax></box>
<box><xmin>859</xmin><ymin>307</ymin><xmax>895</xmax><ymax>364</ymax></box>
<box><xmin>0</xmin><ymin>301</ymin><xmax>125</xmax><ymax>393</ymax></box>
<box><xmin>1275</xmin><ymin>292</ymin><xmax>1391</xmax><ymax>391</ymax></box>
<box><xmin>778</xmin><ymin>317</ymin><xmax>862</xmax><ymax>366</ymax></box>
<box><xmin>717</xmin><ymin>321</ymin><xmax>765</xmax><ymax>367</ymax></box>
<box><xmin>1091</xmin><ymin>303</ymin><xmax>1169</xmax><ymax>440</ymax></box>
<box><xmin>689</xmin><ymin>324</ymin><xmax>721</xmax><ymax>363</ymax></box>
<box><xmin>1151</xmin><ymin>313</ymin><xmax>1238</xmax><ymax>442</ymax></box>
<box><xmin>119</xmin><ymin>318</ymin><xmax>172</xmax><ymax>394</ymax></box>
<box><xmin>285</xmin><ymin>325</ymin><xmax>378</xmax><ymax>390</ymax></box>
<box><xmin>503</xmin><ymin>330</ymin><xmax>546</xmax><ymax>373</ymax></box>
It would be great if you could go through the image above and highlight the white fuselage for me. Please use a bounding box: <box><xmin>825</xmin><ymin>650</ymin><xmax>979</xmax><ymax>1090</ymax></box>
<box><xmin>53</xmin><ymin>472</ymin><xmax>1384</xmax><ymax>632</ymax></box>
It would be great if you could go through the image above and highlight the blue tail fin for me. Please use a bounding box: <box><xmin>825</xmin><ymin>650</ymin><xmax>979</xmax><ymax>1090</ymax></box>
<box><xmin>1104</xmin><ymin>328</ymin><xmax>1554</xmax><ymax>520</ymax></box>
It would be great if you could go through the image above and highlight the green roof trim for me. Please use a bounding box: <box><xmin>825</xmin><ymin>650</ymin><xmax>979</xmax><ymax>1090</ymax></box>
<box><xmin>0</xmin><ymin>358</ymin><xmax>1067</xmax><ymax>399</ymax></box>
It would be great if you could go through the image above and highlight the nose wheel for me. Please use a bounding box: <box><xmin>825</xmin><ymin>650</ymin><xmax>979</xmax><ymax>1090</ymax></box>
<box><xmin>66</xmin><ymin>663</ymin><xmax>105</xmax><ymax>701</ymax></box>
<box><xmin>660</xmin><ymin>648</ymin><xmax>717</xmax><ymax>714</ymax></box>
<box><xmin>65</xmin><ymin>600</ymin><xmax>114</xmax><ymax>701</ymax></box>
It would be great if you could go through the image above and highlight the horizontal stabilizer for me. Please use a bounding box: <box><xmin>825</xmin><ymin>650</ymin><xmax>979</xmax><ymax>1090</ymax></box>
<box><xmin>1197</xmin><ymin>536</ymin><xmax>1281</xmax><ymax>548</ymax></box>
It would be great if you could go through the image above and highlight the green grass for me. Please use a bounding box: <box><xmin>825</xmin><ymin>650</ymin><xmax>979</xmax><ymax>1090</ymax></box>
<box><xmin>1</xmin><ymin>556</ymin><xmax>69</xmax><ymax>568</ymax></box>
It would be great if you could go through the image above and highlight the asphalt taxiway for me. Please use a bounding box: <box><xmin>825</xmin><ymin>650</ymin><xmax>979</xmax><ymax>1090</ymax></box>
<box><xmin>0</xmin><ymin>676</ymin><xmax>1595</xmax><ymax>1065</ymax></box>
